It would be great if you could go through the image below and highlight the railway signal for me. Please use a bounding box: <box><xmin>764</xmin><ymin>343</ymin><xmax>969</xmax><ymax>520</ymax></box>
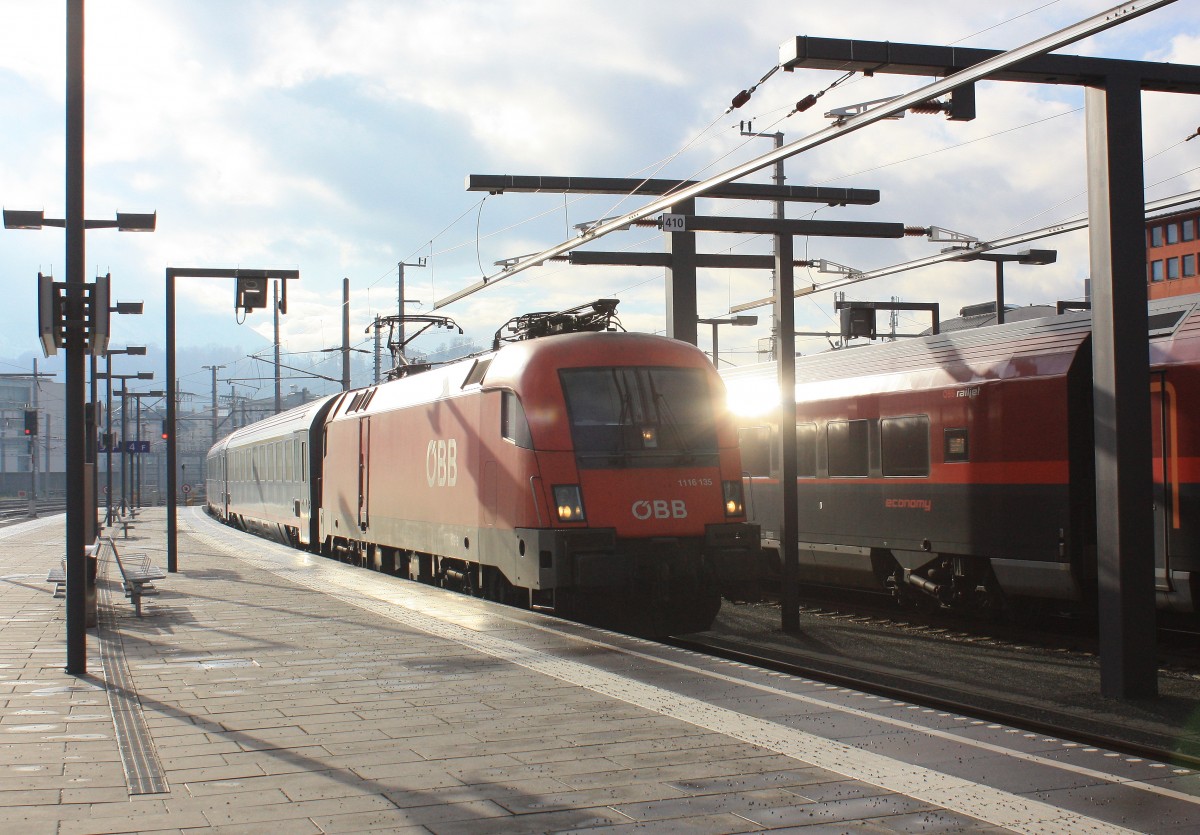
<box><xmin>23</xmin><ymin>409</ymin><xmax>37</xmax><ymax>436</ymax></box>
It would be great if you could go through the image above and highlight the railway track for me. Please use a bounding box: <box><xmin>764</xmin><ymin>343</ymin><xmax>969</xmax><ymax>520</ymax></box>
<box><xmin>0</xmin><ymin>499</ymin><xmax>65</xmax><ymax>526</ymax></box>
<box><xmin>675</xmin><ymin>599</ymin><xmax>1200</xmax><ymax>769</ymax></box>
<box><xmin>752</xmin><ymin>581</ymin><xmax>1200</xmax><ymax>668</ymax></box>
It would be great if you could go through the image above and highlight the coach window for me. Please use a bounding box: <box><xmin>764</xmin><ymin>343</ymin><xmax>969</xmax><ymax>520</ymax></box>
<box><xmin>827</xmin><ymin>419</ymin><xmax>869</xmax><ymax>477</ymax></box>
<box><xmin>881</xmin><ymin>415</ymin><xmax>930</xmax><ymax>477</ymax></box>
<box><xmin>1167</xmin><ymin>223</ymin><xmax>1180</xmax><ymax>245</ymax></box>
<box><xmin>797</xmin><ymin>423</ymin><xmax>817</xmax><ymax>477</ymax></box>
<box><xmin>1151</xmin><ymin>226</ymin><xmax>1164</xmax><ymax>247</ymax></box>
<box><xmin>737</xmin><ymin>426</ymin><xmax>771</xmax><ymax>477</ymax></box>
<box><xmin>1168</xmin><ymin>257</ymin><xmax>1180</xmax><ymax>280</ymax></box>
<box><xmin>501</xmin><ymin>391</ymin><xmax>533</xmax><ymax>449</ymax></box>
<box><xmin>944</xmin><ymin>427</ymin><xmax>970</xmax><ymax>463</ymax></box>
<box><xmin>1185</xmin><ymin>219</ymin><xmax>1196</xmax><ymax>242</ymax></box>
<box><xmin>1151</xmin><ymin>260</ymin><xmax>1165</xmax><ymax>282</ymax></box>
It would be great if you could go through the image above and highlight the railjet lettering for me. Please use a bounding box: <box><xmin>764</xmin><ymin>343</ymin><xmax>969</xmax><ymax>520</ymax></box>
<box><xmin>885</xmin><ymin>498</ymin><xmax>931</xmax><ymax>511</ymax></box>
<box><xmin>425</xmin><ymin>439</ymin><xmax>458</xmax><ymax>487</ymax></box>
<box><xmin>632</xmin><ymin>499</ymin><xmax>688</xmax><ymax>520</ymax></box>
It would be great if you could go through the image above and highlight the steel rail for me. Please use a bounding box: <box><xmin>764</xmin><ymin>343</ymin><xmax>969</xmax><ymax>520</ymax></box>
<box><xmin>667</xmin><ymin>633</ymin><xmax>1200</xmax><ymax>770</ymax></box>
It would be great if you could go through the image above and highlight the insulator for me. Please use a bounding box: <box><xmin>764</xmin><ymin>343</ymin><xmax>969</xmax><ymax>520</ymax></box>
<box><xmin>794</xmin><ymin>259</ymin><xmax>817</xmax><ymax>267</ymax></box>
<box><xmin>909</xmin><ymin>100</ymin><xmax>948</xmax><ymax>115</ymax></box>
<box><xmin>904</xmin><ymin>226</ymin><xmax>931</xmax><ymax>237</ymax></box>
<box><xmin>632</xmin><ymin>219</ymin><xmax>660</xmax><ymax>227</ymax></box>
<box><xmin>730</xmin><ymin>89</ymin><xmax>752</xmax><ymax>110</ymax></box>
<box><xmin>795</xmin><ymin>93</ymin><xmax>818</xmax><ymax>113</ymax></box>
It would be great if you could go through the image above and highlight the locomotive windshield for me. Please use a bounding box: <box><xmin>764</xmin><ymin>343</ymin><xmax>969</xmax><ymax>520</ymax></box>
<box><xmin>560</xmin><ymin>367</ymin><xmax>718</xmax><ymax>462</ymax></box>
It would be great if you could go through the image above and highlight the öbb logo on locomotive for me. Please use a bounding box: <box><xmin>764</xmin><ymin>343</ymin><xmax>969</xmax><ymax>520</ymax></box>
<box><xmin>632</xmin><ymin>499</ymin><xmax>688</xmax><ymax>520</ymax></box>
<box><xmin>425</xmin><ymin>438</ymin><xmax>457</xmax><ymax>487</ymax></box>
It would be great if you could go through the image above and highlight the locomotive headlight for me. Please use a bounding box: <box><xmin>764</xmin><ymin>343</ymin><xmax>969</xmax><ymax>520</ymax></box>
<box><xmin>723</xmin><ymin>480</ymin><xmax>745</xmax><ymax>517</ymax></box>
<box><xmin>640</xmin><ymin>426</ymin><xmax>658</xmax><ymax>448</ymax></box>
<box><xmin>553</xmin><ymin>485</ymin><xmax>586</xmax><ymax>523</ymax></box>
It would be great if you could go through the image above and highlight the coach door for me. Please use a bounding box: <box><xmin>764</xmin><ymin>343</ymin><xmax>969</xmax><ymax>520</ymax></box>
<box><xmin>1151</xmin><ymin>374</ymin><xmax>1176</xmax><ymax>592</ymax></box>
<box><xmin>358</xmin><ymin>417</ymin><xmax>370</xmax><ymax>531</ymax></box>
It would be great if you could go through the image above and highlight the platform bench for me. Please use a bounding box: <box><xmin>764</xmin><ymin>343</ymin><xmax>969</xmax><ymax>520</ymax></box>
<box><xmin>107</xmin><ymin>538</ymin><xmax>166</xmax><ymax>617</ymax></box>
<box><xmin>46</xmin><ymin>540</ymin><xmax>102</xmax><ymax>598</ymax></box>
<box><xmin>46</xmin><ymin>560</ymin><xmax>66</xmax><ymax>597</ymax></box>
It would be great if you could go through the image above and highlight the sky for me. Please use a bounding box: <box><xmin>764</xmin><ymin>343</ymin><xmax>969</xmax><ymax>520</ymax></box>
<box><xmin>2</xmin><ymin>0</ymin><xmax>1200</xmax><ymax>406</ymax></box>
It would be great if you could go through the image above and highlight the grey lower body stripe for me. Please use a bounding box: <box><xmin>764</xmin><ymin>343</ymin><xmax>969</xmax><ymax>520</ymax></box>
<box><xmin>98</xmin><ymin>556</ymin><xmax>170</xmax><ymax>795</ymax></box>
<box><xmin>184</xmin><ymin>514</ymin><xmax>1139</xmax><ymax>835</ymax></box>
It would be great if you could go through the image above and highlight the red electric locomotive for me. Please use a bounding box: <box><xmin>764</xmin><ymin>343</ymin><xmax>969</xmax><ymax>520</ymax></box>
<box><xmin>722</xmin><ymin>293</ymin><xmax>1200</xmax><ymax>617</ymax></box>
<box><xmin>208</xmin><ymin>301</ymin><xmax>757</xmax><ymax>634</ymax></box>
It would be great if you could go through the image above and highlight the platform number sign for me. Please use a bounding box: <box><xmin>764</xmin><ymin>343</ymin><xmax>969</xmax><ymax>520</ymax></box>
<box><xmin>661</xmin><ymin>214</ymin><xmax>687</xmax><ymax>233</ymax></box>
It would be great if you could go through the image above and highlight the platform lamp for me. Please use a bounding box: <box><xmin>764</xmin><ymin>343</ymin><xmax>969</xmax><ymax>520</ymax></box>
<box><xmin>4</xmin><ymin>201</ymin><xmax>155</xmax><ymax>677</ymax></box>
<box><xmin>698</xmin><ymin>315</ymin><xmax>758</xmax><ymax>367</ymax></box>
<box><xmin>953</xmin><ymin>249</ymin><xmax>1057</xmax><ymax>324</ymax></box>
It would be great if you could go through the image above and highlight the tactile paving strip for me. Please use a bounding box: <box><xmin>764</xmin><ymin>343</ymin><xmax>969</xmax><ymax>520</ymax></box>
<box><xmin>97</xmin><ymin>550</ymin><xmax>170</xmax><ymax>795</ymax></box>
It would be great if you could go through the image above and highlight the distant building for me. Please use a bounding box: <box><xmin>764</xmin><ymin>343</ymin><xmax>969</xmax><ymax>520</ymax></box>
<box><xmin>0</xmin><ymin>374</ymin><xmax>65</xmax><ymax>496</ymax></box>
<box><xmin>1146</xmin><ymin>207</ymin><xmax>1200</xmax><ymax>299</ymax></box>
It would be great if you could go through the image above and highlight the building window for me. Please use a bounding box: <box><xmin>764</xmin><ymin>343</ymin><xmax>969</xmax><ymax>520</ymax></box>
<box><xmin>1184</xmin><ymin>219</ymin><xmax>1196</xmax><ymax>242</ymax></box>
<box><xmin>1167</xmin><ymin>223</ymin><xmax>1180</xmax><ymax>245</ymax></box>
<box><xmin>1151</xmin><ymin>260</ymin><xmax>1165</xmax><ymax>282</ymax></box>
<box><xmin>1151</xmin><ymin>226</ymin><xmax>1164</xmax><ymax>247</ymax></box>
<box><xmin>1184</xmin><ymin>254</ymin><xmax>1196</xmax><ymax>277</ymax></box>
<box><xmin>1168</xmin><ymin>258</ymin><xmax>1180</xmax><ymax>280</ymax></box>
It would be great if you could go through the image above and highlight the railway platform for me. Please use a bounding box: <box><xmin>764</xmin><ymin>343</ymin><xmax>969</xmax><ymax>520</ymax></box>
<box><xmin>3</xmin><ymin>508</ymin><xmax>1200</xmax><ymax>833</ymax></box>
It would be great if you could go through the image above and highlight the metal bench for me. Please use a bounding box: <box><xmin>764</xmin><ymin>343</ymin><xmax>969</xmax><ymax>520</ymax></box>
<box><xmin>107</xmin><ymin>538</ymin><xmax>165</xmax><ymax>617</ymax></box>
<box><xmin>46</xmin><ymin>540</ymin><xmax>101</xmax><ymax>598</ymax></box>
<box><xmin>46</xmin><ymin>559</ymin><xmax>66</xmax><ymax>597</ymax></box>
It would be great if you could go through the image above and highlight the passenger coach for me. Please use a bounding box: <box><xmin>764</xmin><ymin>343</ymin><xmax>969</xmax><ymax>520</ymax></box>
<box><xmin>723</xmin><ymin>293</ymin><xmax>1200</xmax><ymax>617</ymax></box>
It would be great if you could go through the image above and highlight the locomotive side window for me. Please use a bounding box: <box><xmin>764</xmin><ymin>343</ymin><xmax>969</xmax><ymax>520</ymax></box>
<box><xmin>501</xmin><ymin>391</ymin><xmax>533</xmax><ymax>449</ymax></box>
<box><xmin>797</xmin><ymin>423</ymin><xmax>817</xmax><ymax>477</ymax></box>
<box><xmin>881</xmin><ymin>415</ymin><xmax>930</xmax><ymax>477</ymax></box>
<box><xmin>827</xmin><ymin>420</ymin><xmax>869</xmax><ymax>477</ymax></box>
<box><xmin>944</xmin><ymin>427</ymin><xmax>970</xmax><ymax>463</ymax></box>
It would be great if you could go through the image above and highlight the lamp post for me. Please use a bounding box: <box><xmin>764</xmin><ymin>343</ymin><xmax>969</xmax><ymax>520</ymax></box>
<box><xmin>954</xmin><ymin>249</ymin><xmax>1057</xmax><ymax>324</ymax></box>
<box><xmin>89</xmin><ymin>304</ymin><xmax>142</xmax><ymax>528</ymax></box>
<box><xmin>165</xmin><ymin>267</ymin><xmax>298</xmax><ymax>573</ymax></box>
<box><xmin>2</xmin><ymin>0</ymin><xmax>156</xmax><ymax>675</ymax></box>
<box><xmin>96</xmin><ymin>369</ymin><xmax>153</xmax><ymax>520</ymax></box>
<box><xmin>119</xmin><ymin>390</ymin><xmax>164</xmax><ymax>509</ymax></box>
<box><xmin>94</xmin><ymin>346</ymin><xmax>146</xmax><ymax>525</ymax></box>
<box><xmin>697</xmin><ymin>315</ymin><xmax>759</xmax><ymax>367</ymax></box>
